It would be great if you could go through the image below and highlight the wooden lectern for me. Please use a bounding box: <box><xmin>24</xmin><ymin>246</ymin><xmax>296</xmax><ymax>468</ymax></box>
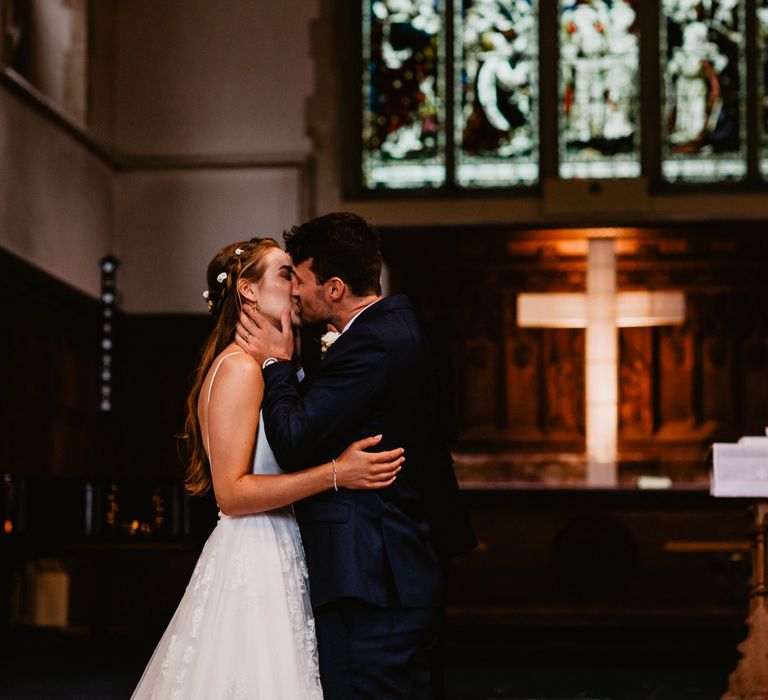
<box><xmin>713</xmin><ymin>434</ymin><xmax>768</xmax><ymax>700</ymax></box>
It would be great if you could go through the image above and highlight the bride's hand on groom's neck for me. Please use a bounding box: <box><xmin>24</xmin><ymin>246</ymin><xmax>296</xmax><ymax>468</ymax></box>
<box><xmin>235</xmin><ymin>306</ymin><xmax>294</xmax><ymax>366</ymax></box>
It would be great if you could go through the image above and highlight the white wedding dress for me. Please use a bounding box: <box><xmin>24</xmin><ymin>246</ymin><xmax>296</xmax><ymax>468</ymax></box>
<box><xmin>132</xmin><ymin>352</ymin><xmax>323</xmax><ymax>699</ymax></box>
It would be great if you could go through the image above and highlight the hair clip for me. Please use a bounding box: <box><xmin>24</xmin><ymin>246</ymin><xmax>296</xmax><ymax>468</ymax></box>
<box><xmin>202</xmin><ymin>290</ymin><xmax>210</xmax><ymax>299</ymax></box>
<box><xmin>217</xmin><ymin>272</ymin><xmax>228</xmax><ymax>284</ymax></box>
<box><xmin>234</xmin><ymin>247</ymin><xmax>244</xmax><ymax>255</ymax></box>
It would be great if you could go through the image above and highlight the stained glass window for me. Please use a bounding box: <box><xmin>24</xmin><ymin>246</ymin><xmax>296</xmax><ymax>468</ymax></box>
<box><xmin>455</xmin><ymin>0</ymin><xmax>539</xmax><ymax>187</ymax></box>
<box><xmin>360</xmin><ymin>1</ymin><xmax>763</xmax><ymax>190</ymax></box>
<box><xmin>759</xmin><ymin>0</ymin><xmax>768</xmax><ymax>177</ymax></box>
<box><xmin>661</xmin><ymin>0</ymin><xmax>747</xmax><ymax>182</ymax></box>
<box><xmin>362</xmin><ymin>0</ymin><xmax>447</xmax><ymax>189</ymax></box>
<box><xmin>559</xmin><ymin>1</ymin><xmax>641</xmax><ymax>179</ymax></box>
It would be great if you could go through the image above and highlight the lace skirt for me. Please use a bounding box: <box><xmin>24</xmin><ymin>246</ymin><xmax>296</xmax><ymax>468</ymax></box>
<box><xmin>131</xmin><ymin>508</ymin><xmax>323</xmax><ymax>700</ymax></box>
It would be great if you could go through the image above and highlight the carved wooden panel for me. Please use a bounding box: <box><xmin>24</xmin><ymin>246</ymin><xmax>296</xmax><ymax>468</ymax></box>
<box><xmin>542</xmin><ymin>329</ymin><xmax>584</xmax><ymax>437</ymax></box>
<box><xmin>619</xmin><ymin>327</ymin><xmax>653</xmax><ymax>436</ymax></box>
<box><xmin>504</xmin><ymin>330</ymin><xmax>541</xmax><ymax>439</ymax></box>
<box><xmin>701</xmin><ymin>334</ymin><xmax>734</xmax><ymax>424</ymax></box>
<box><xmin>698</xmin><ymin>294</ymin><xmax>736</xmax><ymax>427</ymax></box>
<box><xmin>463</xmin><ymin>337</ymin><xmax>500</xmax><ymax>430</ymax></box>
<box><xmin>2</xmin><ymin>249</ymin><xmax>104</xmax><ymax>478</ymax></box>
<box><xmin>657</xmin><ymin>325</ymin><xmax>695</xmax><ymax>432</ymax></box>
<box><xmin>741</xmin><ymin>334</ymin><xmax>768</xmax><ymax>433</ymax></box>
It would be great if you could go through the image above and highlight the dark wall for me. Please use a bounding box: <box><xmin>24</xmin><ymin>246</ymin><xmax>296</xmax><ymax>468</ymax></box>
<box><xmin>2</xmin><ymin>248</ymin><xmax>104</xmax><ymax>478</ymax></box>
<box><xmin>1</xmin><ymin>247</ymin><xmax>213</xmax><ymax>483</ymax></box>
<box><xmin>446</xmin><ymin>489</ymin><xmax>751</xmax><ymax>633</ymax></box>
<box><xmin>112</xmin><ymin>315</ymin><xmax>212</xmax><ymax>481</ymax></box>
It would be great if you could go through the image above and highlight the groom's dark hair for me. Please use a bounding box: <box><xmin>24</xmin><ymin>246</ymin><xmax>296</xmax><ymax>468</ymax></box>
<box><xmin>284</xmin><ymin>212</ymin><xmax>382</xmax><ymax>296</ymax></box>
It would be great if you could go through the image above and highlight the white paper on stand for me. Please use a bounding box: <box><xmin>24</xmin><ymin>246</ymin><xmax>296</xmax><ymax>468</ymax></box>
<box><xmin>738</xmin><ymin>436</ymin><xmax>768</xmax><ymax>446</ymax></box>
<box><xmin>711</xmin><ymin>441</ymin><xmax>768</xmax><ymax>498</ymax></box>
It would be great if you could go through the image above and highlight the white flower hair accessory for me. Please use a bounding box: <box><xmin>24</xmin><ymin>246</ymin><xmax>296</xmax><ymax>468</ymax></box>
<box><xmin>234</xmin><ymin>248</ymin><xmax>244</xmax><ymax>255</ymax></box>
<box><xmin>320</xmin><ymin>331</ymin><xmax>341</xmax><ymax>357</ymax></box>
<box><xmin>216</xmin><ymin>272</ymin><xmax>228</xmax><ymax>284</ymax></box>
<box><xmin>202</xmin><ymin>290</ymin><xmax>210</xmax><ymax>299</ymax></box>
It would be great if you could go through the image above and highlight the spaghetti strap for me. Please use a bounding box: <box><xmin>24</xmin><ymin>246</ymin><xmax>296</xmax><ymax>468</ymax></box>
<box><xmin>204</xmin><ymin>351</ymin><xmax>244</xmax><ymax>464</ymax></box>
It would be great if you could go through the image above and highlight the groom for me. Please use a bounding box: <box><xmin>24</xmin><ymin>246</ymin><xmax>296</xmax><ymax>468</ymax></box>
<box><xmin>236</xmin><ymin>212</ymin><xmax>473</xmax><ymax>699</ymax></box>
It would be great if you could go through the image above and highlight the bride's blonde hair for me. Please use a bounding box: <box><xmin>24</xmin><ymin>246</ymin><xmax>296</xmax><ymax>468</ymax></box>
<box><xmin>181</xmin><ymin>238</ymin><xmax>280</xmax><ymax>496</ymax></box>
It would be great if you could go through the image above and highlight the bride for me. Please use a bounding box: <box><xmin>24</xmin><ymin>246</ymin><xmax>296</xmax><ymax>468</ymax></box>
<box><xmin>131</xmin><ymin>238</ymin><xmax>404</xmax><ymax>699</ymax></box>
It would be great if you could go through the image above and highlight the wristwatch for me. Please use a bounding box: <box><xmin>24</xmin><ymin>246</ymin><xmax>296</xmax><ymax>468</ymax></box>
<box><xmin>262</xmin><ymin>357</ymin><xmax>279</xmax><ymax>369</ymax></box>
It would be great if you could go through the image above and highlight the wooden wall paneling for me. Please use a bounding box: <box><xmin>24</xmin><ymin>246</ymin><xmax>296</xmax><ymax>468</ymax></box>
<box><xmin>463</xmin><ymin>333</ymin><xmax>501</xmax><ymax>433</ymax></box>
<box><xmin>458</xmin><ymin>281</ymin><xmax>504</xmax><ymax>436</ymax></box>
<box><xmin>446</xmin><ymin>490</ymin><xmax>752</xmax><ymax>626</ymax></box>
<box><xmin>113</xmin><ymin>315</ymin><xmax>212</xmax><ymax>481</ymax></box>
<box><xmin>740</xmin><ymin>330</ymin><xmax>768</xmax><ymax>434</ymax></box>
<box><xmin>735</xmin><ymin>260</ymin><xmax>768</xmax><ymax>434</ymax></box>
<box><xmin>619</xmin><ymin>327</ymin><xmax>654</xmax><ymax>437</ymax></box>
<box><xmin>655</xmin><ymin>324</ymin><xmax>695</xmax><ymax>435</ymax></box>
<box><xmin>698</xmin><ymin>294</ymin><xmax>737</xmax><ymax>433</ymax></box>
<box><xmin>504</xmin><ymin>321</ymin><xmax>542</xmax><ymax>442</ymax></box>
<box><xmin>1</xmin><ymin>248</ymin><xmax>104</xmax><ymax>478</ymax></box>
<box><xmin>542</xmin><ymin>328</ymin><xmax>584</xmax><ymax>439</ymax></box>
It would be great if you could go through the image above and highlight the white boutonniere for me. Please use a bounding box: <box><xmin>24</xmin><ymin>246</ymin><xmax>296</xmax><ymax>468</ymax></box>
<box><xmin>320</xmin><ymin>331</ymin><xmax>341</xmax><ymax>357</ymax></box>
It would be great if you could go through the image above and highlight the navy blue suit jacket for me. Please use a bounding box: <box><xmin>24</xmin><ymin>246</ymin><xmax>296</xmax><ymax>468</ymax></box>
<box><xmin>261</xmin><ymin>294</ymin><xmax>447</xmax><ymax>609</ymax></box>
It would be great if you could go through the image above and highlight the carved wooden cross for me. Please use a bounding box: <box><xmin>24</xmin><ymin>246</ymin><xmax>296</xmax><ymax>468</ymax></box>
<box><xmin>517</xmin><ymin>238</ymin><xmax>685</xmax><ymax>486</ymax></box>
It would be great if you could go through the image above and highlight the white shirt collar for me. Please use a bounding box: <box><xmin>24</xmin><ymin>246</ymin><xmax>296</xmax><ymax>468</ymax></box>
<box><xmin>341</xmin><ymin>298</ymin><xmax>381</xmax><ymax>334</ymax></box>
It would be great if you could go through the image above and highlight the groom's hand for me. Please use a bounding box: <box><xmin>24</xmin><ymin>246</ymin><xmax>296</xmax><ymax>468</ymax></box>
<box><xmin>235</xmin><ymin>307</ymin><xmax>293</xmax><ymax>365</ymax></box>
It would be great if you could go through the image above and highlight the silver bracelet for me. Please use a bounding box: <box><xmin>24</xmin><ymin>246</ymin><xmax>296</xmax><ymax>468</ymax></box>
<box><xmin>331</xmin><ymin>458</ymin><xmax>338</xmax><ymax>491</ymax></box>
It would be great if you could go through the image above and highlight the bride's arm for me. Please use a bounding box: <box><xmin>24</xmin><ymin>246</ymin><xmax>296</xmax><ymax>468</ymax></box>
<box><xmin>207</xmin><ymin>354</ymin><xmax>403</xmax><ymax>517</ymax></box>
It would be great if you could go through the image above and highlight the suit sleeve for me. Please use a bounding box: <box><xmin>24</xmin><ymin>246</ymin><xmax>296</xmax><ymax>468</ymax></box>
<box><xmin>261</xmin><ymin>330</ymin><xmax>387</xmax><ymax>470</ymax></box>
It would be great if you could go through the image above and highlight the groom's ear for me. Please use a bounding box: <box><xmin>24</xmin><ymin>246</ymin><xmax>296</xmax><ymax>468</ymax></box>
<box><xmin>327</xmin><ymin>277</ymin><xmax>345</xmax><ymax>300</ymax></box>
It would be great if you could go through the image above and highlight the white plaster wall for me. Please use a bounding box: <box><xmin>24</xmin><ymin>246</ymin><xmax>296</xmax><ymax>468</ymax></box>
<box><xmin>0</xmin><ymin>87</ymin><xmax>112</xmax><ymax>297</ymax></box>
<box><xmin>2</xmin><ymin>0</ymin><xmax>319</xmax><ymax>312</ymax></box>
<box><xmin>20</xmin><ymin>0</ymin><xmax>88</xmax><ymax>124</ymax></box>
<box><xmin>113</xmin><ymin>0</ymin><xmax>318</xmax><ymax>158</ymax></box>
<box><xmin>107</xmin><ymin>0</ymin><xmax>319</xmax><ymax>312</ymax></box>
<box><xmin>115</xmin><ymin>167</ymin><xmax>302</xmax><ymax>313</ymax></box>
